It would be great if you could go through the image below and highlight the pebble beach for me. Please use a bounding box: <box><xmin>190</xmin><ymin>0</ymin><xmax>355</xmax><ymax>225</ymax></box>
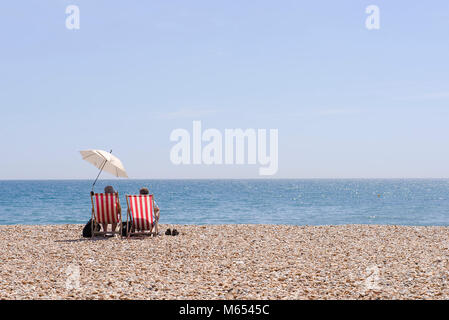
<box><xmin>0</xmin><ymin>224</ymin><xmax>449</xmax><ymax>300</ymax></box>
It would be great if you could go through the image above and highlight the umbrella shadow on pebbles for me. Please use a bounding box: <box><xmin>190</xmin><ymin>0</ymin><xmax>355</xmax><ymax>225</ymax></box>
<box><xmin>54</xmin><ymin>237</ymin><xmax>111</xmax><ymax>243</ymax></box>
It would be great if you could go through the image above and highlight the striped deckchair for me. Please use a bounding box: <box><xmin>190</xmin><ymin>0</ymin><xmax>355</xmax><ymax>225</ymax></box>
<box><xmin>125</xmin><ymin>194</ymin><xmax>159</xmax><ymax>237</ymax></box>
<box><xmin>90</xmin><ymin>192</ymin><xmax>122</xmax><ymax>237</ymax></box>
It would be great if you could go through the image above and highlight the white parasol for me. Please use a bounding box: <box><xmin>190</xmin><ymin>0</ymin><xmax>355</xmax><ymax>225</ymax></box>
<box><xmin>79</xmin><ymin>149</ymin><xmax>128</xmax><ymax>191</ymax></box>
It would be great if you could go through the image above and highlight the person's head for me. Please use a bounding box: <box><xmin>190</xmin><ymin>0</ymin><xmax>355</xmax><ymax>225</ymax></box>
<box><xmin>139</xmin><ymin>187</ymin><xmax>149</xmax><ymax>195</ymax></box>
<box><xmin>104</xmin><ymin>185</ymin><xmax>115</xmax><ymax>194</ymax></box>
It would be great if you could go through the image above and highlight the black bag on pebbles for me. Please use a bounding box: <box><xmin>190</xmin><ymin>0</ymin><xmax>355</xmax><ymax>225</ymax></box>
<box><xmin>82</xmin><ymin>219</ymin><xmax>100</xmax><ymax>237</ymax></box>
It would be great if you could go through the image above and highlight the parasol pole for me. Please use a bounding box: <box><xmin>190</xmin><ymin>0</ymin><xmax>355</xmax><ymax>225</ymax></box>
<box><xmin>91</xmin><ymin>149</ymin><xmax>112</xmax><ymax>194</ymax></box>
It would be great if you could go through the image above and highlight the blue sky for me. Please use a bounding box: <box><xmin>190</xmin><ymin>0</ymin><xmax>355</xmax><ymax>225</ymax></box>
<box><xmin>1</xmin><ymin>1</ymin><xmax>449</xmax><ymax>179</ymax></box>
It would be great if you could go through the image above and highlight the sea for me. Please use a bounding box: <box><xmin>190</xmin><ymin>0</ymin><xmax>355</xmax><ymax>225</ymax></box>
<box><xmin>0</xmin><ymin>179</ymin><xmax>448</xmax><ymax>226</ymax></box>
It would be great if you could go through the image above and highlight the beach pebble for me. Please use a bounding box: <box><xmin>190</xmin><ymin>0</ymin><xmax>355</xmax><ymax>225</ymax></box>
<box><xmin>0</xmin><ymin>224</ymin><xmax>448</xmax><ymax>299</ymax></box>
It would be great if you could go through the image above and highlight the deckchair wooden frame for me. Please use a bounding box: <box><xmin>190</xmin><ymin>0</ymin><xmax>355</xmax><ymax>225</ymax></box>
<box><xmin>125</xmin><ymin>194</ymin><xmax>159</xmax><ymax>238</ymax></box>
<box><xmin>90</xmin><ymin>192</ymin><xmax>122</xmax><ymax>238</ymax></box>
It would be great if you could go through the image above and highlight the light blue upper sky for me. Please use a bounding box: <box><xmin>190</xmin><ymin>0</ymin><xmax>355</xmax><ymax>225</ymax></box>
<box><xmin>1</xmin><ymin>1</ymin><xmax>449</xmax><ymax>179</ymax></box>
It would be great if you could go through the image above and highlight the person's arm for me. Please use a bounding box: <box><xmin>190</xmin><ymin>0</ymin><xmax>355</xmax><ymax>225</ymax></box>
<box><xmin>116</xmin><ymin>192</ymin><xmax>122</xmax><ymax>214</ymax></box>
<box><xmin>154</xmin><ymin>200</ymin><xmax>160</xmax><ymax>220</ymax></box>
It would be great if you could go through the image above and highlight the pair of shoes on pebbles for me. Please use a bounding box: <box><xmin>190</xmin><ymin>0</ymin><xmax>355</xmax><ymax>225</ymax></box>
<box><xmin>165</xmin><ymin>228</ymin><xmax>179</xmax><ymax>236</ymax></box>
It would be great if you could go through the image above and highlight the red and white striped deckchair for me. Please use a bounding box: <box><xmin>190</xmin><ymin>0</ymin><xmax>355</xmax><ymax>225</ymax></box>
<box><xmin>125</xmin><ymin>194</ymin><xmax>159</xmax><ymax>237</ymax></box>
<box><xmin>90</xmin><ymin>192</ymin><xmax>122</xmax><ymax>237</ymax></box>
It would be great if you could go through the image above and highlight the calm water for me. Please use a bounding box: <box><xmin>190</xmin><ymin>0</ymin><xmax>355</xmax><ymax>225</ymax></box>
<box><xmin>0</xmin><ymin>179</ymin><xmax>448</xmax><ymax>226</ymax></box>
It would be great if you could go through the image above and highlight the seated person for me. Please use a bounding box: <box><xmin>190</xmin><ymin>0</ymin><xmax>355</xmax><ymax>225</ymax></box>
<box><xmin>139</xmin><ymin>187</ymin><xmax>160</xmax><ymax>222</ymax></box>
<box><xmin>123</xmin><ymin>187</ymin><xmax>160</xmax><ymax>236</ymax></box>
<box><xmin>102</xmin><ymin>185</ymin><xmax>121</xmax><ymax>233</ymax></box>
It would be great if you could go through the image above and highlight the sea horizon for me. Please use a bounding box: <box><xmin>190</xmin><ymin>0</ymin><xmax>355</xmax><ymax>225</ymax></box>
<box><xmin>1</xmin><ymin>177</ymin><xmax>449</xmax><ymax>181</ymax></box>
<box><xmin>1</xmin><ymin>179</ymin><xmax>448</xmax><ymax>226</ymax></box>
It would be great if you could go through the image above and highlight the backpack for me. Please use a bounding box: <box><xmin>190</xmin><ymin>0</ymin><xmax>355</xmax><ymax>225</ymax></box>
<box><xmin>121</xmin><ymin>221</ymin><xmax>133</xmax><ymax>237</ymax></box>
<box><xmin>82</xmin><ymin>218</ymin><xmax>101</xmax><ymax>237</ymax></box>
